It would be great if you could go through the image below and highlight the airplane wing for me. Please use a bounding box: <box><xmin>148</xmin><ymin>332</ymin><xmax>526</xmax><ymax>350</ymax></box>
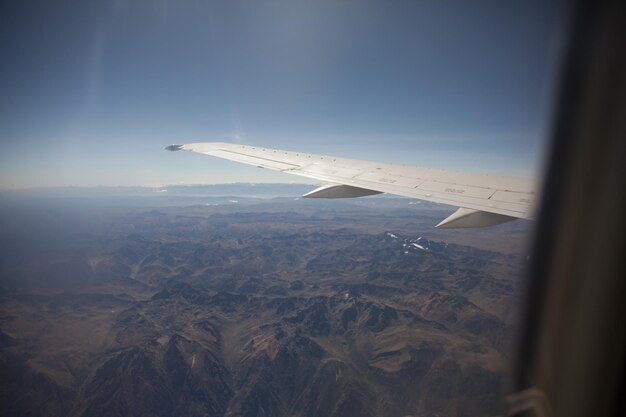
<box><xmin>166</xmin><ymin>142</ymin><xmax>536</xmax><ymax>228</ymax></box>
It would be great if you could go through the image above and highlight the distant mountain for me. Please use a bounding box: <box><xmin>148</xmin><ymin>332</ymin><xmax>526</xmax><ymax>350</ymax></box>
<box><xmin>0</xmin><ymin>183</ymin><xmax>315</xmax><ymax>199</ymax></box>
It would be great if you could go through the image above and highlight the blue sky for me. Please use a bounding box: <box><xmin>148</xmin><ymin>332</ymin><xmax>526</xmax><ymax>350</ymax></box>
<box><xmin>0</xmin><ymin>0</ymin><xmax>565</xmax><ymax>188</ymax></box>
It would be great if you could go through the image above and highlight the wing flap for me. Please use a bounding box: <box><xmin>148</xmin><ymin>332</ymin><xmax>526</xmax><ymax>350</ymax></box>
<box><xmin>417</xmin><ymin>180</ymin><xmax>496</xmax><ymax>199</ymax></box>
<box><xmin>490</xmin><ymin>190</ymin><xmax>535</xmax><ymax>205</ymax></box>
<box><xmin>295</xmin><ymin>164</ymin><xmax>363</xmax><ymax>180</ymax></box>
<box><xmin>354</xmin><ymin>171</ymin><xmax>424</xmax><ymax>188</ymax></box>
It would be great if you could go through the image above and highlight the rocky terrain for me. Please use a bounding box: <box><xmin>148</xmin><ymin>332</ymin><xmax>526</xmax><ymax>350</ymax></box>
<box><xmin>0</xmin><ymin>193</ymin><xmax>529</xmax><ymax>417</ymax></box>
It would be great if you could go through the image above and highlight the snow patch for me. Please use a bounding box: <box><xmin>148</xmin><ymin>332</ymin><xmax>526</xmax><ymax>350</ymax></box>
<box><xmin>411</xmin><ymin>243</ymin><xmax>427</xmax><ymax>251</ymax></box>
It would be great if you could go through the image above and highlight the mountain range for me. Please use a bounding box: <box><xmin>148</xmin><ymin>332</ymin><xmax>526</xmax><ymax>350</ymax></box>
<box><xmin>0</xmin><ymin>191</ymin><xmax>528</xmax><ymax>417</ymax></box>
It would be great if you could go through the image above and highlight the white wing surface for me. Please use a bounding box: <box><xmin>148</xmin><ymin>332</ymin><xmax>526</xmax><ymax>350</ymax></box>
<box><xmin>166</xmin><ymin>142</ymin><xmax>536</xmax><ymax>228</ymax></box>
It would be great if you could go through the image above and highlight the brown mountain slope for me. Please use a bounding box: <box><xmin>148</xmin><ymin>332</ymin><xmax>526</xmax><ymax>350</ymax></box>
<box><xmin>0</xmin><ymin>201</ymin><xmax>527</xmax><ymax>417</ymax></box>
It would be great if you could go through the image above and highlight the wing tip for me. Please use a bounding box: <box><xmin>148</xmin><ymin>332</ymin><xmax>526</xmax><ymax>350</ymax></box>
<box><xmin>165</xmin><ymin>144</ymin><xmax>184</xmax><ymax>151</ymax></box>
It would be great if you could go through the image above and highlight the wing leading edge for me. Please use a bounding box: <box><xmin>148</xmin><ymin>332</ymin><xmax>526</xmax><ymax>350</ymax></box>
<box><xmin>167</xmin><ymin>142</ymin><xmax>536</xmax><ymax>228</ymax></box>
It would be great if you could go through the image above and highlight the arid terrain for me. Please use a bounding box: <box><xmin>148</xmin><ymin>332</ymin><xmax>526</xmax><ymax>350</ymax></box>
<box><xmin>0</xmin><ymin>186</ymin><xmax>530</xmax><ymax>417</ymax></box>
